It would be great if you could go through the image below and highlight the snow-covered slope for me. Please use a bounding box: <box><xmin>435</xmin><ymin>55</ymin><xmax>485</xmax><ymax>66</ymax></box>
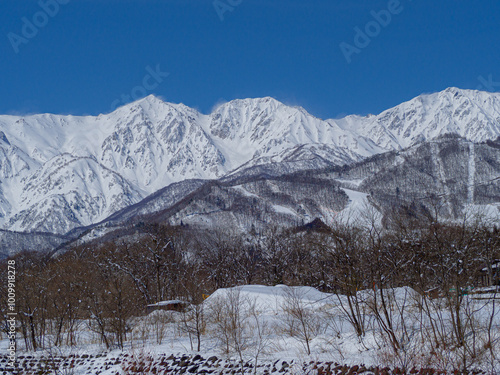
<box><xmin>208</xmin><ymin>97</ymin><xmax>382</xmax><ymax>167</ymax></box>
<box><xmin>1</xmin><ymin>88</ymin><xmax>500</xmax><ymax>234</ymax></box>
<box><xmin>0</xmin><ymin>96</ymin><xmax>374</xmax><ymax>234</ymax></box>
<box><xmin>338</xmin><ymin>87</ymin><xmax>500</xmax><ymax>150</ymax></box>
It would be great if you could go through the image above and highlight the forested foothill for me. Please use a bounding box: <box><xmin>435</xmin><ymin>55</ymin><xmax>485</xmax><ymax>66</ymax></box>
<box><xmin>1</xmin><ymin>207</ymin><xmax>499</xmax><ymax>374</ymax></box>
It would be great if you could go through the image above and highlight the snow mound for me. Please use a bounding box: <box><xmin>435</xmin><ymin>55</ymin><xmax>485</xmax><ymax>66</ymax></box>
<box><xmin>203</xmin><ymin>284</ymin><xmax>336</xmax><ymax>314</ymax></box>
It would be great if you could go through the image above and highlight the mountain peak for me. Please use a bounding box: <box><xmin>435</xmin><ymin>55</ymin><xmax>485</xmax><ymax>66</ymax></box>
<box><xmin>132</xmin><ymin>94</ymin><xmax>171</xmax><ymax>110</ymax></box>
<box><xmin>111</xmin><ymin>94</ymin><xmax>202</xmax><ymax>121</ymax></box>
<box><xmin>220</xmin><ymin>96</ymin><xmax>284</xmax><ymax>110</ymax></box>
<box><xmin>349</xmin><ymin>87</ymin><xmax>500</xmax><ymax>150</ymax></box>
<box><xmin>139</xmin><ymin>94</ymin><xmax>165</xmax><ymax>104</ymax></box>
<box><xmin>444</xmin><ymin>86</ymin><xmax>464</xmax><ymax>94</ymax></box>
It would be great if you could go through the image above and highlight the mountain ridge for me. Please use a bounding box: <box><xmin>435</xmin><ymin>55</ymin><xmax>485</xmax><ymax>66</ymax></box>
<box><xmin>1</xmin><ymin>88</ymin><xmax>500</xmax><ymax>235</ymax></box>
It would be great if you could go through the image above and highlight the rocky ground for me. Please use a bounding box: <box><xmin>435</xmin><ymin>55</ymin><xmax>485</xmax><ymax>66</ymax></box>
<box><xmin>0</xmin><ymin>353</ymin><xmax>489</xmax><ymax>375</ymax></box>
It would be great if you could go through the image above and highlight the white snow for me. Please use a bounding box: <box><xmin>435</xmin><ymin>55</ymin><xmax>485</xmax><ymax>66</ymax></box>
<box><xmin>148</xmin><ymin>300</ymin><xmax>186</xmax><ymax>306</ymax></box>
<box><xmin>204</xmin><ymin>284</ymin><xmax>335</xmax><ymax>311</ymax></box>
<box><xmin>337</xmin><ymin>178</ymin><xmax>364</xmax><ymax>188</ymax></box>
<box><xmin>232</xmin><ymin>185</ymin><xmax>260</xmax><ymax>198</ymax></box>
<box><xmin>332</xmin><ymin>188</ymin><xmax>379</xmax><ymax>226</ymax></box>
<box><xmin>271</xmin><ymin>204</ymin><xmax>297</xmax><ymax>216</ymax></box>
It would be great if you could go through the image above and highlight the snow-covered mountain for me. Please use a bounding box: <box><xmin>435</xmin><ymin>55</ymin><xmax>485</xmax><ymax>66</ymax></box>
<box><xmin>65</xmin><ymin>134</ymin><xmax>500</xmax><ymax>251</ymax></box>
<box><xmin>1</xmin><ymin>88</ymin><xmax>500</xmax><ymax>234</ymax></box>
<box><xmin>338</xmin><ymin>87</ymin><xmax>500</xmax><ymax>150</ymax></box>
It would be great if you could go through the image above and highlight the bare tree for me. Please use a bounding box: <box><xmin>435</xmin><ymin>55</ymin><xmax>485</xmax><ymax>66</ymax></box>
<box><xmin>281</xmin><ymin>286</ymin><xmax>325</xmax><ymax>355</ymax></box>
<box><xmin>209</xmin><ymin>287</ymin><xmax>251</xmax><ymax>364</ymax></box>
<box><xmin>178</xmin><ymin>264</ymin><xmax>208</xmax><ymax>352</ymax></box>
<box><xmin>320</xmin><ymin>223</ymin><xmax>367</xmax><ymax>338</ymax></box>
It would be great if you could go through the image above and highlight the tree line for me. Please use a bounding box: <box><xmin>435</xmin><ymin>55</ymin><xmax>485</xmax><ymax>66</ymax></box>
<box><xmin>1</xmin><ymin>211</ymin><xmax>499</xmax><ymax>371</ymax></box>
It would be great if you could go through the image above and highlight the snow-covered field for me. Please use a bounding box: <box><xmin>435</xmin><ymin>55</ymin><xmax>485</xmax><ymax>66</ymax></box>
<box><xmin>2</xmin><ymin>285</ymin><xmax>499</xmax><ymax>374</ymax></box>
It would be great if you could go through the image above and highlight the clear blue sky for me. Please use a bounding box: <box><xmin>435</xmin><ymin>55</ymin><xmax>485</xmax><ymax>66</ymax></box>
<box><xmin>0</xmin><ymin>0</ymin><xmax>499</xmax><ymax>119</ymax></box>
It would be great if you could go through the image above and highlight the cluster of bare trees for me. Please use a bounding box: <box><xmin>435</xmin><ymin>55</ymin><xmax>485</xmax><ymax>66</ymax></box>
<box><xmin>315</xmin><ymin>212</ymin><xmax>500</xmax><ymax>371</ymax></box>
<box><xmin>1</xmin><ymin>213</ymin><xmax>499</xmax><ymax>371</ymax></box>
